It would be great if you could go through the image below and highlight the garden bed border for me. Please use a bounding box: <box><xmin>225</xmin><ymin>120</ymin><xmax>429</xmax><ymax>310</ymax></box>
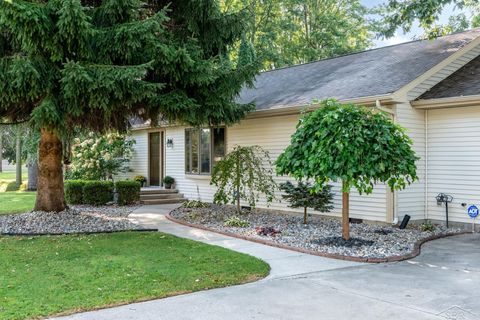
<box><xmin>166</xmin><ymin>213</ymin><xmax>468</xmax><ymax>263</ymax></box>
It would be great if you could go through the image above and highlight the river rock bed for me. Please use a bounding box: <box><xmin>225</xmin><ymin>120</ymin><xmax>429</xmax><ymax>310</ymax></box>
<box><xmin>0</xmin><ymin>205</ymin><xmax>142</xmax><ymax>235</ymax></box>
<box><xmin>170</xmin><ymin>204</ymin><xmax>462</xmax><ymax>259</ymax></box>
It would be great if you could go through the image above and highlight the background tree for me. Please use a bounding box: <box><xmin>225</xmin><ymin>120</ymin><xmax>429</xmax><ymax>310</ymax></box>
<box><xmin>211</xmin><ymin>145</ymin><xmax>277</xmax><ymax>213</ymax></box>
<box><xmin>0</xmin><ymin>0</ymin><xmax>257</xmax><ymax>212</ymax></box>
<box><xmin>377</xmin><ymin>0</ymin><xmax>480</xmax><ymax>38</ymax></box>
<box><xmin>222</xmin><ymin>0</ymin><xmax>373</xmax><ymax>70</ymax></box>
<box><xmin>279</xmin><ymin>181</ymin><xmax>333</xmax><ymax>224</ymax></box>
<box><xmin>66</xmin><ymin>132</ymin><xmax>135</xmax><ymax>181</ymax></box>
<box><xmin>276</xmin><ymin>99</ymin><xmax>419</xmax><ymax>240</ymax></box>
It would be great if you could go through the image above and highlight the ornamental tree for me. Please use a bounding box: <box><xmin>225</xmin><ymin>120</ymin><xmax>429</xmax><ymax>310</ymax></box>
<box><xmin>279</xmin><ymin>181</ymin><xmax>333</xmax><ymax>224</ymax></box>
<box><xmin>211</xmin><ymin>145</ymin><xmax>276</xmax><ymax>213</ymax></box>
<box><xmin>0</xmin><ymin>0</ymin><xmax>257</xmax><ymax>212</ymax></box>
<box><xmin>276</xmin><ymin>99</ymin><xmax>419</xmax><ymax>240</ymax></box>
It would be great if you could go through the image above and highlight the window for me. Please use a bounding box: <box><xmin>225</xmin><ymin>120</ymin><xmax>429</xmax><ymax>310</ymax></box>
<box><xmin>185</xmin><ymin>128</ymin><xmax>225</xmax><ymax>174</ymax></box>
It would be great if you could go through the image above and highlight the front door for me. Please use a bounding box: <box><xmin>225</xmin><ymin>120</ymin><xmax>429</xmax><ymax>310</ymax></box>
<box><xmin>148</xmin><ymin>132</ymin><xmax>163</xmax><ymax>186</ymax></box>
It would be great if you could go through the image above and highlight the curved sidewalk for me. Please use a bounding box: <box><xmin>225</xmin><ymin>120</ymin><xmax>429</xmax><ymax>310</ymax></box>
<box><xmin>54</xmin><ymin>204</ymin><xmax>479</xmax><ymax>320</ymax></box>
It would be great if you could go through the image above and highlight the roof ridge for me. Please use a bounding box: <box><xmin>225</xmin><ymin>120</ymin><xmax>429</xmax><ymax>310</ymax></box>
<box><xmin>259</xmin><ymin>28</ymin><xmax>480</xmax><ymax>75</ymax></box>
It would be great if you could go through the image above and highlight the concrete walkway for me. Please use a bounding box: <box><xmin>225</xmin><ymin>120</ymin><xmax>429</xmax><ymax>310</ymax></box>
<box><xmin>55</xmin><ymin>204</ymin><xmax>480</xmax><ymax>320</ymax></box>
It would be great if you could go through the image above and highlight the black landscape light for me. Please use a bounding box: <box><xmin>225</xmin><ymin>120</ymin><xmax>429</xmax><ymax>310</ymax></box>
<box><xmin>436</xmin><ymin>193</ymin><xmax>453</xmax><ymax>228</ymax></box>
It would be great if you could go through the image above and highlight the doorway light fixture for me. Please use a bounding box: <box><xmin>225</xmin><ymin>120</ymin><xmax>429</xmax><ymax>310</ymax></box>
<box><xmin>166</xmin><ymin>138</ymin><xmax>174</xmax><ymax>148</ymax></box>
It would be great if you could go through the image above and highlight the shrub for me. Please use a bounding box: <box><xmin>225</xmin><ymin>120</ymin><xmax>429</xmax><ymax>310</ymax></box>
<box><xmin>421</xmin><ymin>221</ymin><xmax>436</xmax><ymax>232</ymax></box>
<box><xmin>64</xmin><ymin>180</ymin><xmax>85</xmax><ymax>204</ymax></box>
<box><xmin>163</xmin><ymin>176</ymin><xmax>175</xmax><ymax>184</ymax></box>
<box><xmin>183</xmin><ymin>200</ymin><xmax>209</xmax><ymax>208</ymax></box>
<box><xmin>134</xmin><ymin>175</ymin><xmax>146</xmax><ymax>184</ymax></box>
<box><xmin>211</xmin><ymin>145</ymin><xmax>277</xmax><ymax>213</ymax></box>
<box><xmin>115</xmin><ymin>180</ymin><xmax>141</xmax><ymax>205</ymax></box>
<box><xmin>224</xmin><ymin>216</ymin><xmax>250</xmax><ymax>228</ymax></box>
<box><xmin>83</xmin><ymin>181</ymin><xmax>114</xmax><ymax>205</ymax></box>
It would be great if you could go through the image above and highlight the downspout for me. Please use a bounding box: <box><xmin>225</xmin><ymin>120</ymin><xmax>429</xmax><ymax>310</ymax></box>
<box><xmin>376</xmin><ymin>100</ymin><xmax>396</xmax><ymax>224</ymax></box>
<box><xmin>425</xmin><ymin>109</ymin><xmax>429</xmax><ymax>221</ymax></box>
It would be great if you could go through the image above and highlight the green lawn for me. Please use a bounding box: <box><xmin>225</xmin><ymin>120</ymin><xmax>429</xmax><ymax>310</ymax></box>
<box><xmin>0</xmin><ymin>191</ymin><xmax>36</xmax><ymax>215</ymax></box>
<box><xmin>0</xmin><ymin>232</ymin><xmax>270</xmax><ymax>319</ymax></box>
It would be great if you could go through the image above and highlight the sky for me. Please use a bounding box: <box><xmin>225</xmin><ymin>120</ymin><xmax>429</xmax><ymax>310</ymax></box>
<box><xmin>361</xmin><ymin>0</ymin><xmax>465</xmax><ymax>48</ymax></box>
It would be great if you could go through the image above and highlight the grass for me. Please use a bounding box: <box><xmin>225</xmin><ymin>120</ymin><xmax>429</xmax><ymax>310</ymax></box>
<box><xmin>0</xmin><ymin>191</ymin><xmax>36</xmax><ymax>215</ymax></box>
<box><xmin>0</xmin><ymin>171</ymin><xmax>35</xmax><ymax>214</ymax></box>
<box><xmin>0</xmin><ymin>232</ymin><xmax>270</xmax><ymax>319</ymax></box>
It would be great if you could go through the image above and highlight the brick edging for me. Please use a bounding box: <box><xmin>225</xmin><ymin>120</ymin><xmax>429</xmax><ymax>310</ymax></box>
<box><xmin>166</xmin><ymin>213</ymin><xmax>468</xmax><ymax>263</ymax></box>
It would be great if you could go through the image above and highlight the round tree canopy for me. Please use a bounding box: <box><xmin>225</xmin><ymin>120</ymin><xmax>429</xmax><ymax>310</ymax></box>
<box><xmin>276</xmin><ymin>99</ymin><xmax>419</xmax><ymax>194</ymax></box>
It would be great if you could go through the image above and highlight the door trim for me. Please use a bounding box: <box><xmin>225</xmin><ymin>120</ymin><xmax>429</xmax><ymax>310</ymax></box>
<box><xmin>147</xmin><ymin>130</ymin><xmax>165</xmax><ymax>187</ymax></box>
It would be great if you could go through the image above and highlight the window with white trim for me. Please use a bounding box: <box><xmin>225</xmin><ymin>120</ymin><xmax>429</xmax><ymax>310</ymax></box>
<box><xmin>185</xmin><ymin>128</ymin><xmax>225</xmax><ymax>174</ymax></box>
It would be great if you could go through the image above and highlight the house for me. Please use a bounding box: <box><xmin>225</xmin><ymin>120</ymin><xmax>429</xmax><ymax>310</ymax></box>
<box><xmin>122</xmin><ymin>28</ymin><xmax>480</xmax><ymax>227</ymax></box>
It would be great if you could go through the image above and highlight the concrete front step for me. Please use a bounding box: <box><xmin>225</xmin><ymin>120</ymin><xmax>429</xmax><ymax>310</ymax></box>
<box><xmin>141</xmin><ymin>198</ymin><xmax>187</xmax><ymax>205</ymax></box>
<box><xmin>140</xmin><ymin>189</ymin><xmax>178</xmax><ymax>195</ymax></box>
<box><xmin>140</xmin><ymin>193</ymin><xmax>184</xmax><ymax>200</ymax></box>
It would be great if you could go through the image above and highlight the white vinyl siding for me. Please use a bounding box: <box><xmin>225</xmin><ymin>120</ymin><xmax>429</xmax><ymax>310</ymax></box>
<box><xmin>395</xmin><ymin>102</ymin><xmax>426</xmax><ymax>221</ymax></box>
<box><xmin>426</xmin><ymin>106</ymin><xmax>480</xmax><ymax>225</ymax></box>
<box><xmin>114</xmin><ymin>130</ymin><xmax>148</xmax><ymax>181</ymax></box>
<box><xmin>163</xmin><ymin>115</ymin><xmax>388</xmax><ymax>222</ymax></box>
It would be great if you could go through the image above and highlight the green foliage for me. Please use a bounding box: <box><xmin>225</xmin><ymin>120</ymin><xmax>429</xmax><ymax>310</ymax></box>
<box><xmin>67</xmin><ymin>132</ymin><xmax>135</xmax><ymax>181</ymax></box>
<box><xmin>0</xmin><ymin>0</ymin><xmax>257</xmax><ymax>128</ymax></box>
<box><xmin>115</xmin><ymin>180</ymin><xmax>140</xmax><ymax>205</ymax></box>
<box><xmin>224</xmin><ymin>216</ymin><xmax>250</xmax><ymax>228</ymax></box>
<box><xmin>64</xmin><ymin>180</ymin><xmax>85</xmax><ymax>205</ymax></box>
<box><xmin>377</xmin><ymin>0</ymin><xmax>480</xmax><ymax>39</ymax></box>
<box><xmin>183</xmin><ymin>200</ymin><xmax>210</xmax><ymax>208</ymax></box>
<box><xmin>421</xmin><ymin>221</ymin><xmax>436</xmax><ymax>232</ymax></box>
<box><xmin>134</xmin><ymin>175</ymin><xmax>146</xmax><ymax>184</ymax></box>
<box><xmin>163</xmin><ymin>176</ymin><xmax>175</xmax><ymax>185</ymax></box>
<box><xmin>211</xmin><ymin>145</ymin><xmax>276</xmax><ymax>212</ymax></box>
<box><xmin>222</xmin><ymin>0</ymin><xmax>373</xmax><ymax>70</ymax></box>
<box><xmin>276</xmin><ymin>99</ymin><xmax>419</xmax><ymax>195</ymax></box>
<box><xmin>82</xmin><ymin>181</ymin><xmax>114</xmax><ymax>205</ymax></box>
<box><xmin>280</xmin><ymin>180</ymin><xmax>334</xmax><ymax>213</ymax></box>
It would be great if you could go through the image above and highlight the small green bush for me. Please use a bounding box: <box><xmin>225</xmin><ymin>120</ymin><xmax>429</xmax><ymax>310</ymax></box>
<box><xmin>163</xmin><ymin>176</ymin><xmax>175</xmax><ymax>185</ymax></box>
<box><xmin>183</xmin><ymin>200</ymin><xmax>209</xmax><ymax>208</ymax></box>
<box><xmin>224</xmin><ymin>216</ymin><xmax>250</xmax><ymax>228</ymax></box>
<box><xmin>116</xmin><ymin>180</ymin><xmax>141</xmax><ymax>205</ymax></box>
<box><xmin>420</xmin><ymin>221</ymin><xmax>436</xmax><ymax>232</ymax></box>
<box><xmin>83</xmin><ymin>181</ymin><xmax>114</xmax><ymax>205</ymax></box>
<box><xmin>64</xmin><ymin>180</ymin><xmax>85</xmax><ymax>204</ymax></box>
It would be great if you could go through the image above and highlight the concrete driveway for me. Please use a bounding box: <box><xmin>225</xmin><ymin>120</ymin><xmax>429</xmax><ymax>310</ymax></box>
<box><xmin>55</xmin><ymin>205</ymin><xmax>480</xmax><ymax>320</ymax></box>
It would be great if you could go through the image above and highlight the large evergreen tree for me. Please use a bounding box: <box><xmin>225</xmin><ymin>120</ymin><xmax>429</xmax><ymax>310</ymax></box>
<box><xmin>0</xmin><ymin>0</ymin><xmax>257</xmax><ymax>212</ymax></box>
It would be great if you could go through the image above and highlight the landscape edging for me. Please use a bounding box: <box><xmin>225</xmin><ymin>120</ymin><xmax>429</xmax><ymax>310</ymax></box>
<box><xmin>0</xmin><ymin>228</ymin><xmax>158</xmax><ymax>237</ymax></box>
<box><xmin>166</xmin><ymin>213</ymin><xmax>468</xmax><ymax>263</ymax></box>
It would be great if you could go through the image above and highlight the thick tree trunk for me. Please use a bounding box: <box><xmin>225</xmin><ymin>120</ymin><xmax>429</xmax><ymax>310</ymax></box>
<box><xmin>15</xmin><ymin>133</ymin><xmax>22</xmax><ymax>188</ymax></box>
<box><xmin>34</xmin><ymin>128</ymin><xmax>66</xmax><ymax>212</ymax></box>
<box><xmin>342</xmin><ymin>181</ymin><xmax>350</xmax><ymax>241</ymax></box>
<box><xmin>27</xmin><ymin>159</ymin><xmax>38</xmax><ymax>191</ymax></box>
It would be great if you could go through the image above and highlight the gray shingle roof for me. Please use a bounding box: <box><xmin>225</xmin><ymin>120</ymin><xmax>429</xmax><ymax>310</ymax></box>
<box><xmin>418</xmin><ymin>55</ymin><xmax>480</xmax><ymax>100</ymax></box>
<box><xmin>238</xmin><ymin>29</ymin><xmax>480</xmax><ymax>111</ymax></box>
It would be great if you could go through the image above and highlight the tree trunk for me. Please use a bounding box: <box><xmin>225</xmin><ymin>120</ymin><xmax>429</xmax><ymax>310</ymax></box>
<box><xmin>27</xmin><ymin>159</ymin><xmax>38</xmax><ymax>191</ymax></box>
<box><xmin>342</xmin><ymin>181</ymin><xmax>350</xmax><ymax>241</ymax></box>
<box><xmin>236</xmin><ymin>184</ymin><xmax>241</xmax><ymax>214</ymax></box>
<box><xmin>15</xmin><ymin>133</ymin><xmax>22</xmax><ymax>188</ymax></box>
<box><xmin>34</xmin><ymin>128</ymin><xmax>66</xmax><ymax>212</ymax></box>
<box><xmin>303</xmin><ymin>207</ymin><xmax>307</xmax><ymax>224</ymax></box>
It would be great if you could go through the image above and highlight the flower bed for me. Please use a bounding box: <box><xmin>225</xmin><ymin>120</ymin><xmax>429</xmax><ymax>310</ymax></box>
<box><xmin>0</xmin><ymin>205</ymin><xmax>145</xmax><ymax>235</ymax></box>
<box><xmin>170</xmin><ymin>204</ymin><xmax>463</xmax><ymax>261</ymax></box>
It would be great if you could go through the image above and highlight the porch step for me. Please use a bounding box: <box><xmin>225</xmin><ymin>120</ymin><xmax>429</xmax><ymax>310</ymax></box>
<box><xmin>141</xmin><ymin>198</ymin><xmax>187</xmax><ymax>205</ymax></box>
<box><xmin>139</xmin><ymin>188</ymin><xmax>187</xmax><ymax>205</ymax></box>
<box><xmin>140</xmin><ymin>193</ymin><xmax>184</xmax><ymax>200</ymax></box>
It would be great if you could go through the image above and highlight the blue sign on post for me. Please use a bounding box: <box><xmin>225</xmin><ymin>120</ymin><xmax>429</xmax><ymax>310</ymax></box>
<box><xmin>468</xmin><ymin>205</ymin><xmax>479</xmax><ymax>218</ymax></box>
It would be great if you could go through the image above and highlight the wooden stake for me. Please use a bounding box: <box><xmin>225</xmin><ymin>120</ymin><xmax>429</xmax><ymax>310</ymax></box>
<box><xmin>342</xmin><ymin>182</ymin><xmax>350</xmax><ymax>240</ymax></box>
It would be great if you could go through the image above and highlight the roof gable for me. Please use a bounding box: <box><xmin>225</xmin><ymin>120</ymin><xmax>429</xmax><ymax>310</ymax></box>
<box><xmin>238</xmin><ymin>29</ymin><xmax>480</xmax><ymax>111</ymax></box>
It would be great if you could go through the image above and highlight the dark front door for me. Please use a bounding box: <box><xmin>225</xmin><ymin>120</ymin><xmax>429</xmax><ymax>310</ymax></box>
<box><xmin>149</xmin><ymin>132</ymin><xmax>163</xmax><ymax>186</ymax></box>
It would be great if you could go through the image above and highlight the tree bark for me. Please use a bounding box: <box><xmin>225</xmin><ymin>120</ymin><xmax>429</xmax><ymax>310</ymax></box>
<box><xmin>34</xmin><ymin>128</ymin><xmax>66</xmax><ymax>212</ymax></box>
<box><xmin>303</xmin><ymin>206</ymin><xmax>307</xmax><ymax>224</ymax></box>
<box><xmin>27</xmin><ymin>159</ymin><xmax>38</xmax><ymax>191</ymax></box>
<box><xmin>15</xmin><ymin>133</ymin><xmax>22</xmax><ymax>189</ymax></box>
<box><xmin>342</xmin><ymin>181</ymin><xmax>350</xmax><ymax>241</ymax></box>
